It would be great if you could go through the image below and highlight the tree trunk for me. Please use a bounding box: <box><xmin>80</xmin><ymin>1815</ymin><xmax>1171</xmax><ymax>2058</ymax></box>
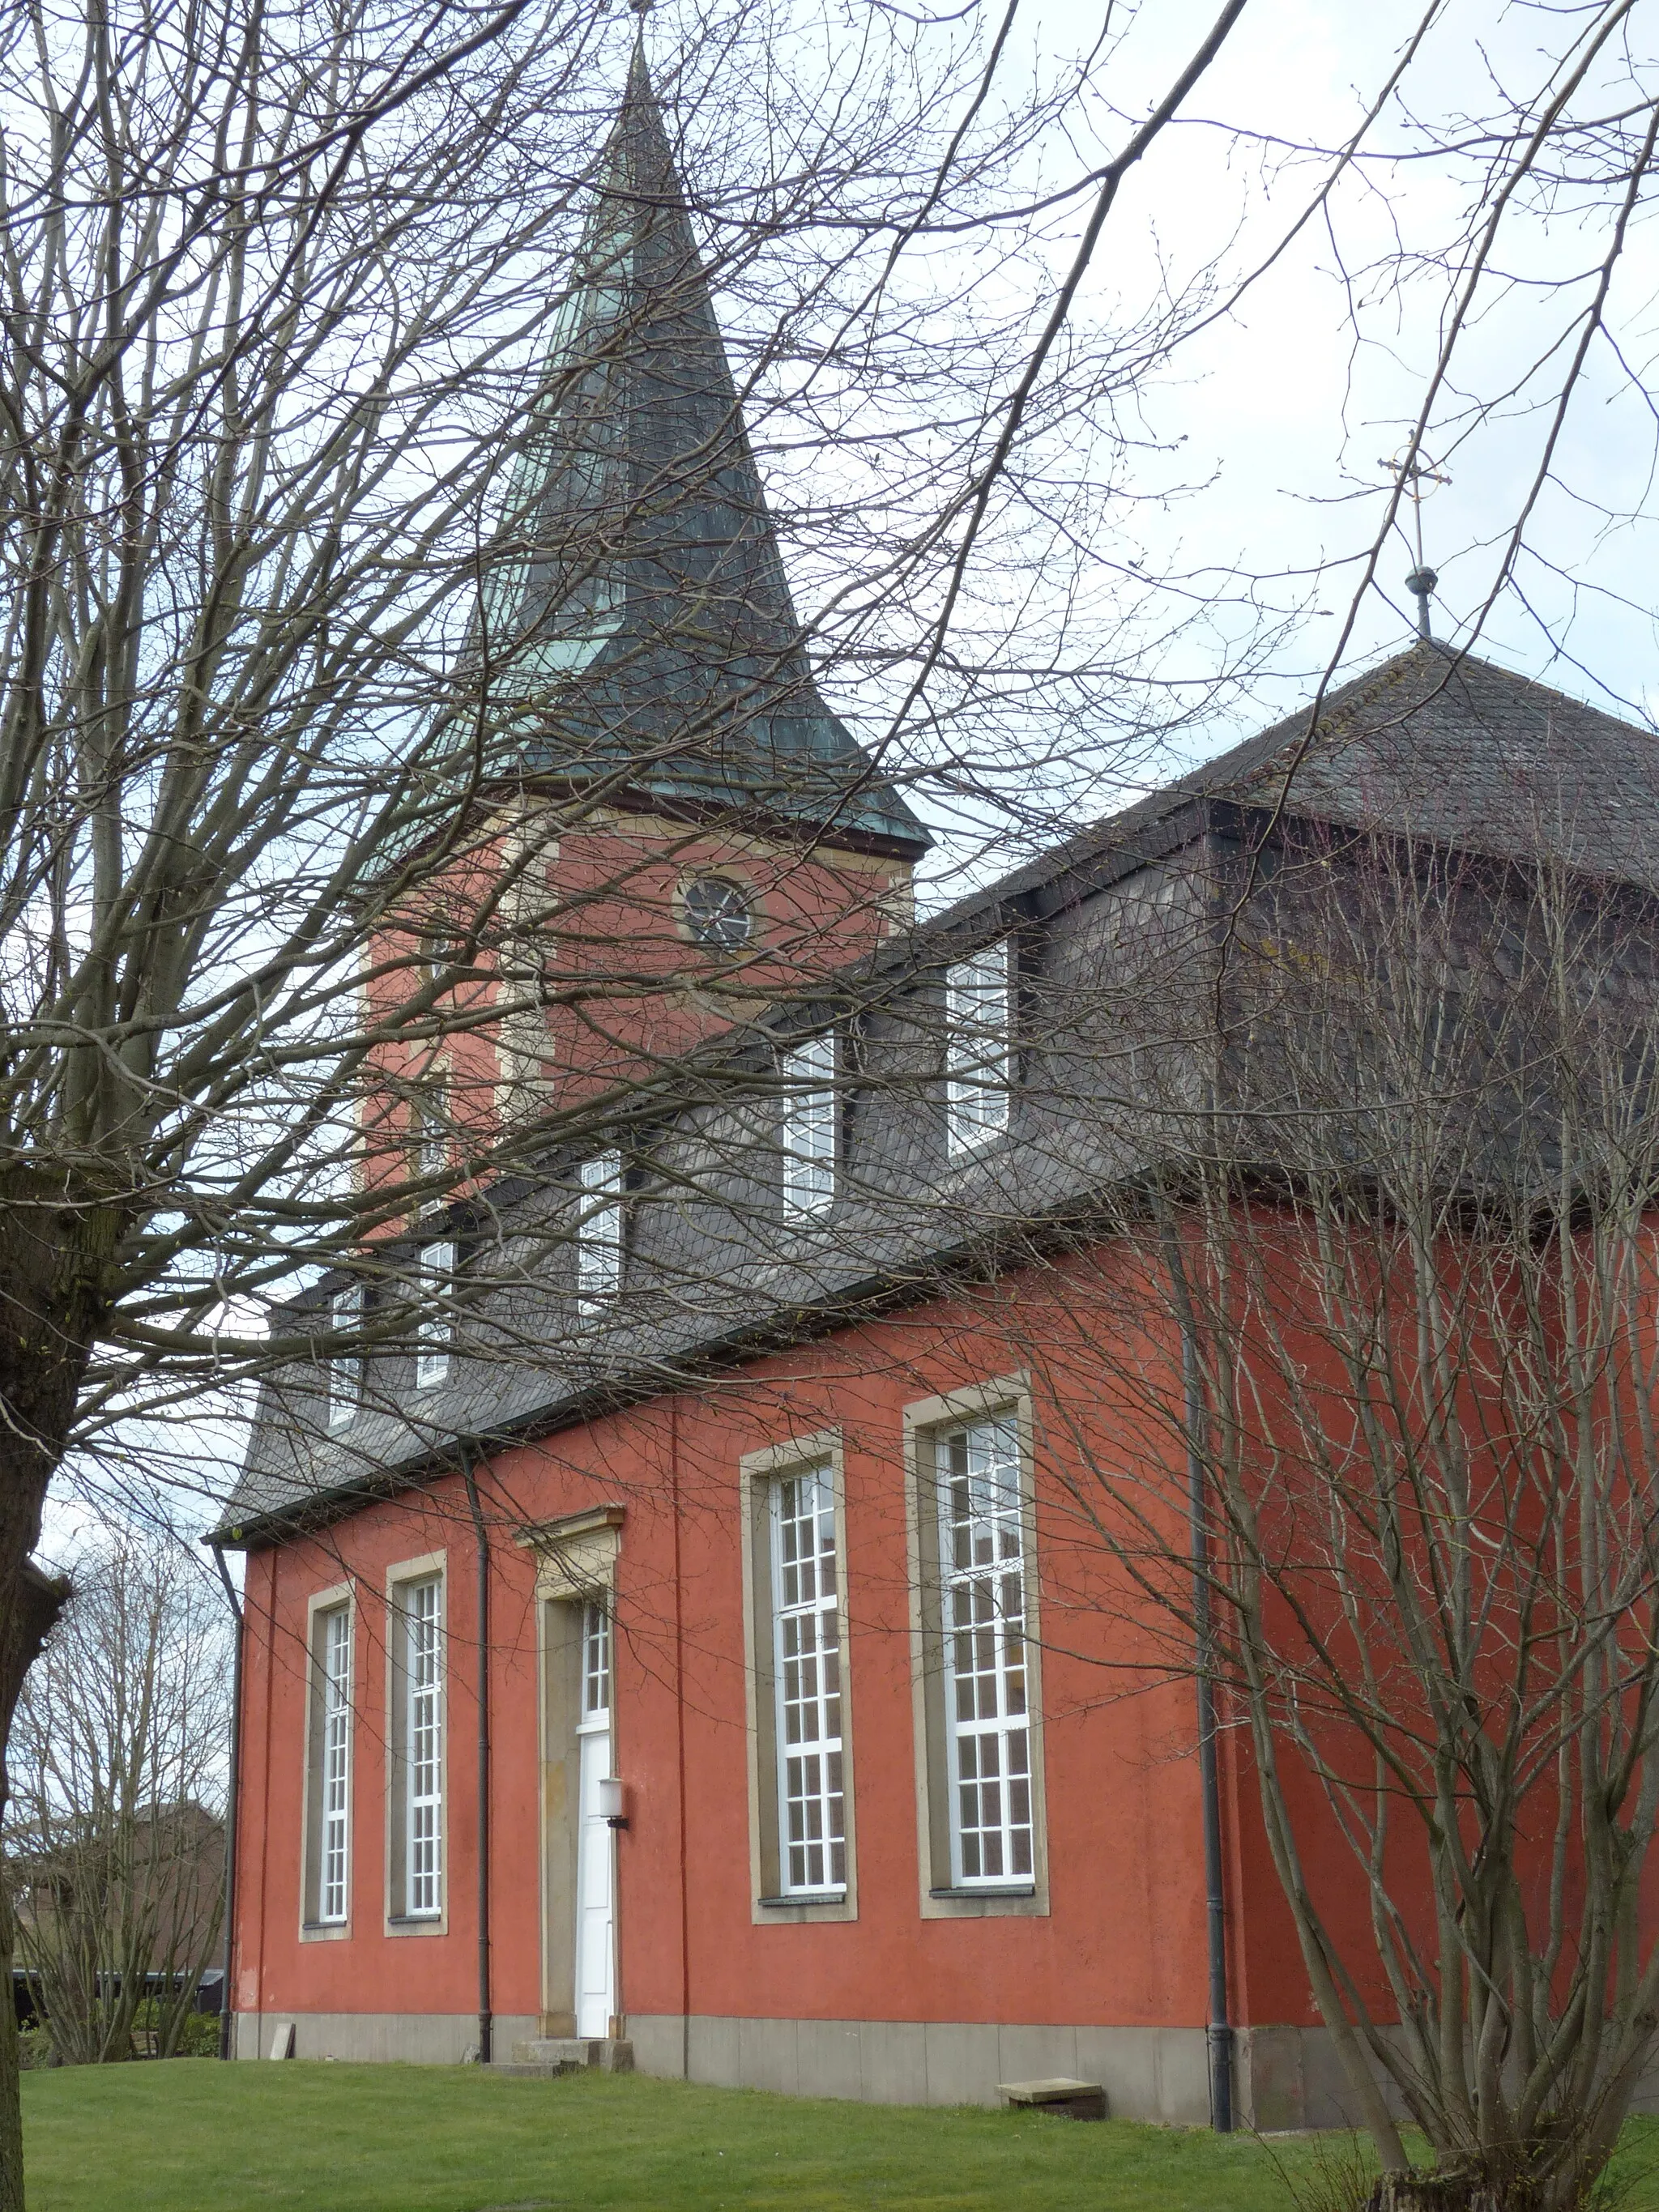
<box><xmin>0</xmin><ymin>1174</ymin><xmax>113</xmax><ymax>2212</ymax></box>
<box><xmin>0</xmin><ymin>1879</ymin><xmax>20</xmax><ymax>2212</ymax></box>
<box><xmin>0</xmin><ymin>1561</ymin><xmax>68</xmax><ymax>2212</ymax></box>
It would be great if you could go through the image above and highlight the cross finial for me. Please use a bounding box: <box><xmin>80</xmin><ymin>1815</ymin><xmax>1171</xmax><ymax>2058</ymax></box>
<box><xmin>1380</xmin><ymin>446</ymin><xmax>1451</xmax><ymax>641</ymax></box>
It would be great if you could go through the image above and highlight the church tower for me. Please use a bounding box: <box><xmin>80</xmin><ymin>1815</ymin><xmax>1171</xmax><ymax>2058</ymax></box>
<box><xmin>373</xmin><ymin>48</ymin><xmax>929</xmax><ymax>1170</ymax></box>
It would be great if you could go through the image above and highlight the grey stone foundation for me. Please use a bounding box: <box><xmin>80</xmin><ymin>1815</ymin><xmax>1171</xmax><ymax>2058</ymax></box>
<box><xmin>629</xmin><ymin>2014</ymin><xmax>1217</xmax><ymax>2122</ymax></box>
<box><xmin>1235</xmin><ymin>2024</ymin><xmax>1659</xmax><ymax>2133</ymax></box>
<box><xmin>231</xmin><ymin>2011</ymin><xmax>538</xmax><ymax>2064</ymax></box>
<box><xmin>231</xmin><ymin>2007</ymin><xmax>1219</xmax><ymax>2119</ymax></box>
<box><xmin>233</xmin><ymin>2009</ymin><xmax>1659</xmax><ymax>2132</ymax></box>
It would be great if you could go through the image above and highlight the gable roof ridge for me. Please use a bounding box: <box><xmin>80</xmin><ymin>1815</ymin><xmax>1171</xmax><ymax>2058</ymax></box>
<box><xmin>923</xmin><ymin>641</ymin><xmax>1659</xmax><ymax>929</ymax></box>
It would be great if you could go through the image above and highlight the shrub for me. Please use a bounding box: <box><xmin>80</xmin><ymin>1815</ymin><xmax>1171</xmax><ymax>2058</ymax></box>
<box><xmin>168</xmin><ymin>2012</ymin><xmax>222</xmax><ymax>2060</ymax></box>
<box><xmin>128</xmin><ymin>1999</ymin><xmax>221</xmax><ymax>2059</ymax></box>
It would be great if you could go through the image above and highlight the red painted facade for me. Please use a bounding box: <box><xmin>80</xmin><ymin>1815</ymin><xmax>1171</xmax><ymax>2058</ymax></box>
<box><xmin>228</xmin><ymin>767</ymin><xmax>1593</xmax><ymax>2123</ymax></box>
<box><xmin>229</xmin><ymin>1259</ymin><xmax>1337</xmax><ymax>2092</ymax></box>
<box><xmin>356</xmin><ymin>812</ymin><xmax>914</xmax><ymax>1209</ymax></box>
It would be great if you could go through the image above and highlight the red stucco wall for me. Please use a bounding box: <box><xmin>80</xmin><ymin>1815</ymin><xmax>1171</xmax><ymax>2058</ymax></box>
<box><xmin>231</xmin><ymin>1264</ymin><xmax>1286</xmax><ymax>2038</ymax></box>
<box><xmin>354</xmin><ymin>814</ymin><xmax>913</xmax><ymax>1215</ymax></box>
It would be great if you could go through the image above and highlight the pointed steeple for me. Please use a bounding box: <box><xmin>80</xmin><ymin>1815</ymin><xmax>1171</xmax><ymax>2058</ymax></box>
<box><xmin>484</xmin><ymin>52</ymin><xmax>928</xmax><ymax>856</ymax></box>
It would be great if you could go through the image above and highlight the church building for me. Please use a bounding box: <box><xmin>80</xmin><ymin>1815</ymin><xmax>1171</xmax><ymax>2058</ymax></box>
<box><xmin>212</xmin><ymin>52</ymin><xmax>1659</xmax><ymax>2131</ymax></box>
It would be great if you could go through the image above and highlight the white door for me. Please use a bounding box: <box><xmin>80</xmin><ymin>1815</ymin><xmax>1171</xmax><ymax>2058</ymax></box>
<box><xmin>574</xmin><ymin>1602</ymin><xmax>615</xmax><ymax>2039</ymax></box>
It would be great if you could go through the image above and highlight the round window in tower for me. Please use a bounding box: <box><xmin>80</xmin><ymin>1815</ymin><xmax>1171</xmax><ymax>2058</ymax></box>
<box><xmin>682</xmin><ymin>875</ymin><xmax>754</xmax><ymax>952</ymax></box>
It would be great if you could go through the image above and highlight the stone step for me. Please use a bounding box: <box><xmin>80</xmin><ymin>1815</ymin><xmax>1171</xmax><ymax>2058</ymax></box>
<box><xmin>999</xmin><ymin>2077</ymin><xmax>1108</xmax><ymax>2121</ymax></box>
<box><xmin>503</xmin><ymin>2037</ymin><xmax>633</xmax><ymax>2074</ymax></box>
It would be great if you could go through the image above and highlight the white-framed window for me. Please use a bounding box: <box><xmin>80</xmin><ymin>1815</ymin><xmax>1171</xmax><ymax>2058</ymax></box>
<box><xmin>415</xmin><ymin>1240</ymin><xmax>453</xmax><ymax>1388</ymax></box>
<box><xmin>577</xmin><ymin>1151</ymin><xmax>625</xmax><ymax>1314</ymax></box>
<box><xmin>401</xmin><ymin>1575</ymin><xmax>444</xmax><ymax>1918</ymax></box>
<box><xmin>945</xmin><ymin>940</ymin><xmax>1013</xmax><ymax>1156</ymax></box>
<box><xmin>939</xmin><ymin>1415</ymin><xmax>1031</xmax><ymax>1886</ymax></box>
<box><xmin>780</xmin><ymin>1034</ymin><xmax>837</xmax><ymax>1221</ymax></box>
<box><xmin>770</xmin><ymin>1465</ymin><xmax>846</xmax><ymax>1896</ymax></box>
<box><xmin>413</xmin><ymin>1077</ymin><xmax>448</xmax><ymax>1183</ymax></box>
<box><xmin>582</xmin><ymin>1599</ymin><xmax>612</xmax><ymax>1718</ymax></box>
<box><xmin>681</xmin><ymin>873</ymin><xmax>754</xmax><ymax>952</ymax></box>
<box><xmin>318</xmin><ymin>1606</ymin><xmax>352</xmax><ymax>1923</ymax></box>
<box><xmin>417</xmin><ymin>929</ymin><xmax>450</xmax><ymax>994</ymax></box>
<box><xmin>327</xmin><ymin>1285</ymin><xmax>363</xmax><ymax>1430</ymax></box>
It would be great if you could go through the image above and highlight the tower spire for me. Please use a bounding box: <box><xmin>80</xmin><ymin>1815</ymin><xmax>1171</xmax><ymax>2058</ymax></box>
<box><xmin>481</xmin><ymin>51</ymin><xmax>927</xmax><ymax>856</ymax></box>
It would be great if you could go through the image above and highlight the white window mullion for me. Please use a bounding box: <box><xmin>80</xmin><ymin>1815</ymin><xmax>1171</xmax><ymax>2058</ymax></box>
<box><xmin>318</xmin><ymin>1607</ymin><xmax>352</xmax><ymax>1923</ymax></box>
<box><xmin>404</xmin><ymin>1578</ymin><xmax>444</xmax><ymax>1917</ymax></box>
<box><xmin>940</xmin><ymin>1416</ymin><xmax>1032</xmax><ymax>1886</ymax></box>
<box><xmin>781</xmin><ymin>1034</ymin><xmax>837</xmax><ymax>1220</ymax></box>
<box><xmin>771</xmin><ymin>1467</ymin><xmax>846</xmax><ymax>1896</ymax></box>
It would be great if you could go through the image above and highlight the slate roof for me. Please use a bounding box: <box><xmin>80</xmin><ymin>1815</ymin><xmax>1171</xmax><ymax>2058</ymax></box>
<box><xmin>475</xmin><ymin>48</ymin><xmax>928</xmax><ymax>857</ymax></box>
<box><xmin>214</xmin><ymin>640</ymin><xmax>1659</xmax><ymax>1545</ymax></box>
<box><xmin>975</xmin><ymin>642</ymin><xmax>1659</xmax><ymax>921</ymax></box>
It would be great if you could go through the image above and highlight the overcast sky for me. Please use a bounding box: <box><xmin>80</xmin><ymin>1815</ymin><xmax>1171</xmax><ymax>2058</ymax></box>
<box><xmin>1008</xmin><ymin>0</ymin><xmax>1659</xmax><ymax>731</ymax></box>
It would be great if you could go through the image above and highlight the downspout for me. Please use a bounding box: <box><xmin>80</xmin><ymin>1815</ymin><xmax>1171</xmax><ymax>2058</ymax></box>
<box><xmin>671</xmin><ymin>1399</ymin><xmax>689</xmax><ymax>2080</ymax></box>
<box><xmin>210</xmin><ymin>1544</ymin><xmax>243</xmax><ymax>2063</ymax></box>
<box><xmin>463</xmin><ymin>1456</ymin><xmax>493</xmax><ymax>2065</ymax></box>
<box><xmin>1181</xmin><ymin>1303</ymin><xmax>1234</xmax><ymax>2131</ymax></box>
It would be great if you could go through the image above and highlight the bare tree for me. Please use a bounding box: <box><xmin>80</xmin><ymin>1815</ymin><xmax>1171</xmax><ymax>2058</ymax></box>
<box><xmin>7</xmin><ymin>0</ymin><xmax>1657</xmax><ymax>2198</ymax></box>
<box><xmin>4</xmin><ymin>1528</ymin><xmax>228</xmax><ymax>2065</ymax></box>
<box><xmin>0</xmin><ymin>0</ymin><xmax>1289</xmax><ymax>2195</ymax></box>
<box><xmin>938</xmin><ymin>800</ymin><xmax>1659</xmax><ymax>2210</ymax></box>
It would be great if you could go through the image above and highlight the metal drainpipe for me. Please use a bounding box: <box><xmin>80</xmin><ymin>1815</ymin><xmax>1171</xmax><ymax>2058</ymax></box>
<box><xmin>210</xmin><ymin>1543</ymin><xmax>244</xmax><ymax>2063</ymax></box>
<box><xmin>1182</xmin><ymin>1312</ymin><xmax>1235</xmax><ymax>2131</ymax></box>
<box><xmin>671</xmin><ymin>1398</ymin><xmax>689</xmax><ymax>2081</ymax></box>
<box><xmin>463</xmin><ymin>1456</ymin><xmax>493</xmax><ymax>2066</ymax></box>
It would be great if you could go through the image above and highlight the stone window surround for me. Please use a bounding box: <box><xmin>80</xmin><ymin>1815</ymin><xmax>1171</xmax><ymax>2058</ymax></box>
<box><xmin>299</xmin><ymin>1581</ymin><xmax>356</xmax><ymax>1942</ymax></box>
<box><xmin>383</xmin><ymin>1549</ymin><xmax>448</xmax><ymax>1937</ymax></box>
<box><xmin>904</xmin><ymin>1374</ymin><xmax>1050</xmax><ymax>1921</ymax></box>
<box><xmin>739</xmin><ymin>1430</ymin><xmax>859</xmax><ymax>1927</ymax></box>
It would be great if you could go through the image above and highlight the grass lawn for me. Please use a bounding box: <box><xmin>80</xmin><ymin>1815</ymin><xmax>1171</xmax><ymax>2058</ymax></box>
<box><xmin>19</xmin><ymin>2061</ymin><xmax>1659</xmax><ymax>2212</ymax></box>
